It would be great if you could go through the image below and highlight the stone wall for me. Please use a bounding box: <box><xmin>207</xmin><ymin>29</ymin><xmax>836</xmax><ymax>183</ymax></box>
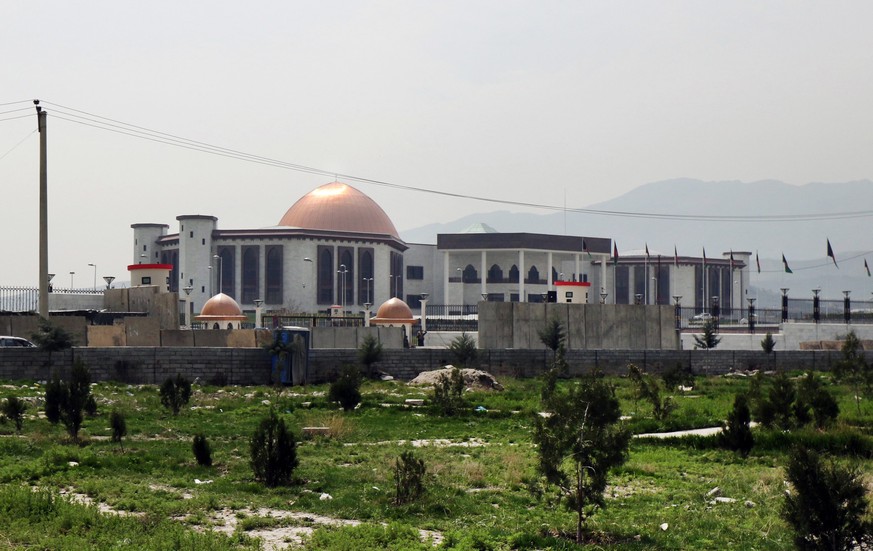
<box><xmin>0</xmin><ymin>347</ymin><xmax>861</xmax><ymax>386</ymax></box>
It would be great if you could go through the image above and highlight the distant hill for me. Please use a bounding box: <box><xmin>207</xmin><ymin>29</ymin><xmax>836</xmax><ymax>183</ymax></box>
<box><xmin>400</xmin><ymin>178</ymin><xmax>873</xmax><ymax>303</ymax></box>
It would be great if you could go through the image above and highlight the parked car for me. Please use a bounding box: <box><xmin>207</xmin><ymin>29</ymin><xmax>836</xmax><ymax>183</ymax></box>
<box><xmin>690</xmin><ymin>313</ymin><xmax>714</xmax><ymax>324</ymax></box>
<box><xmin>0</xmin><ymin>336</ymin><xmax>36</xmax><ymax>348</ymax></box>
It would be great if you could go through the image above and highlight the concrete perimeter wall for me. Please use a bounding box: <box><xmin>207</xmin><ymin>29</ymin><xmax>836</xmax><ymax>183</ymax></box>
<box><xmin>0</xmin><ymin>347</ymin><xmax>861</xmax><ymax>386</ymax></box>
<box><xmin>479</xmin><ymin>302</ymin><xmax>678</xmax><ymax>350</ymax></box>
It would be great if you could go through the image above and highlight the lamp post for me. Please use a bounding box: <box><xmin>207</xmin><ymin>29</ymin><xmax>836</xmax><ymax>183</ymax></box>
<box><xmin>69</xmin><ymin>271</ymin><xmax>75</xmax><ymax>291</ymax></box>
<box><xmin>843</xmin><ymin>290</ymin><xmax>851</xmax><ymax>324</ymax></box>
<box><xmin>207</xmin><ymin>266</ymin><xmax>213</xmax><ymax>296</ymax></box>
<box><xmin>182</xmin><ymin>285</ymin><xmax>193</xmax><ymax>328</ymax></box>
<box><xmin>363</xmin><ymin>277</ymin><xmax>373</xmax><ymax>304</ymax></box>
<box><xmin>812</xmin><ymin>288</ymin><xmax>821</xmax><ymax>323</ymax></box>
<box><xmin>88</xmin><ymin>263</ymin><xmax>97</xmax><ymax>291</ymax></box>
<box><xmin>253</xmin><ymin>298</ymin><xmax>264</xmax><ymax>328</ymax></box>
<box><xmin>337</xmin><ymin>264</ymin><xmax>348</xmax><ymax>313</ymax></box>
<box><xmin>364</xmin><ymin>302</ymin><xmax>372</xmax><ymax>327</ymax></box>
<box><xmin>652</xmin><ymin>275</ymin><xmax>658</xmax><ymax>305</ymax></box>
<box><xmin>47</xmin><ymin>273</ymin><xmax>55</xmax><ymax>293</ymax></box>
<box><xmin>212</xmin><ymin>254</ymin><xmax>222</xmax><ymax>295</ymax></box>
<box><xmin>102</xmin><ymin>276</ymin><xmax>115</xmax><ymax>290</ymax></box>
<box><xmin>419</xmin><ymin>293</ymin><xmax>429</xmax><ymax>334</ymax></box>
<box><xmin>781</xmin><ymin>288</ymin><xmax>789</xmax><ymax>322</ymax></box>
<box><xmin>456</xmin><ymin>267</ymin><xmax>463</xmax><ymax>310</ymax></box>
<box><xmin>673</xmin><ymin>295</ymin><xmax>682</xmax><ymax>330</ymax></box>
<box><xmin>600</xmin><ymin>292</ymin><xmax>608</xmax><ymax>304</ymax></box>
<box><xmin>747</xmin><ymin>297</ymin><xmax>756</xmax><ymax>333</ymax></box>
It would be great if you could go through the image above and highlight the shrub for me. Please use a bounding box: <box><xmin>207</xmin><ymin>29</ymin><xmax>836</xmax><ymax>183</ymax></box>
<box><xmin>44</xmin><ymin>374</ymin><xmax>63</xmax><ymax>425</ymax></box>
<box><xmin>783</xmin><ymin>446</ymin><xmax>871</xmax><ymax>550</ymax></box>
<box><xmin>44</xmin><ymin>359</ymin><xmax>92</xmax><ymax>441</ymax></box>
<box><xmin>109</xmin><ymin>410</ymin><xmax>126</xmax><ymax>453</ymax></box>
<box><xmin>693</xmin><ymin>319</ymin><xmax>721</xmax><ymax>349</ymax></box>
<box><xmin>394</xmin><ymin>451</ymin><xmax>426</xmax><ymax>505</ymax></box>
<box><xmin>30</xmin><ymin>318</ymin><xmax>74</xmax><ymax>352</ymax></box>
<box><xmin>250</xmin><ymin>409</ymin><xmax>298</xmax><ymax>487</ymax></box>
<box><xmin>719</xmin><ymin>394</ymin><xmax>754</xmax><ymax>457</ymax></box>
<box><xmin>328</xmin><ymin>364</ymin><xmax>363</xmax><ymax>411</ymax></box>
<box><xmin>159</xmin><ymin>374</ymin><xmax>192</xmax><ymax>415</ymax></box>
<box><xmin>193</xmin><ymin>434</ymin><xmax>212</xmax><ymax>467</ymax></box>
<box><xmin>796</xmin><ymin>372</ymin><xmax>840</xmax><ymax>429</ymax></box>
<box><xmin>84</xmin><ymin>395</ymin><xmax>98</xmax><ymax>417</ymax></box>
<box><xmin>1</xmin><ymin>395</ymin><xmax>27</xmax><ymax>432</ymax></box>
<box><xmin>761</xmin><ymin>332</ymin><xmax>776</xmax><ymax>353</ymax></box>
<box><xmin>357</xmin><ymin>334</ymin><xmax>383</xmax><ymax>379</ymax></box>
<box><xmin>627</xmin><ymin>364</ymin><xmax>676</xmax><ymax>421</ymax></box>
<box><xmin>448</xmin><ymin>333</ymin><xmax>478</xmax><ymax>368</ymax></box>
<box><xmin>537</xmin><ymin>317</ymin><xmax>566</xmax><ymax>353</ymax></box>
<box><xmin>431</xmin><ymin>367</ymin><xmax>466</xmax><ymax>416</ymax></box>
<box><xmin>662</xmin><ymin>362</ymin><xmax>695</xmax><ymax>390</ymax></box>
<box><xmin>833</xmin><ymin>331</ymin><xmax>872</xmax><ymax>413</ymax></box>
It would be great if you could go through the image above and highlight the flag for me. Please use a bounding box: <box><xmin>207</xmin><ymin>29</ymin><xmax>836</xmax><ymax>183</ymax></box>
<box><xmin>782</xmin><ymin>253</ymin><xmax>793</xmax><ymax>274</ymax></box>
<box><xmin>827</xmin><ymin>238</ymin><xmax>838</xmax><ymax>268</ymax></box>
<box><xmin>674</xmin><ymin>245</ymin><xmax>679</xmax><ymax>267</ymax></box>
<box><xmin>702</xmin><ymin>247</ymin><xmax>706</xmax><ymax>265</ymax></box>
<box><xmin>582</xmin><ymin>239</ymin><xmax>592</xmax><ymax>259</ymax></box>
<box><xmin>645</xmin><ymin>243</ymin><xmax>650</xmax><ymax>259</ymax></box>
<box><xmin>755</xmin><ymin>251</ymin><xmax>761</xmax><ymax>274</ymax></box>
<box><xmin>865</xmin><ymin>259</ymin><xmax>871</xmax><ymax>277</ymax></box>
<box><xmin>613</xmin><ymin>242</ymin><xmax>619</xmax><ymax>264</ymax></box>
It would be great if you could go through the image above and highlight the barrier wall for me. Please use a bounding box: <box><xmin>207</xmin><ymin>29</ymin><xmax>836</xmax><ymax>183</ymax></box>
<box><xmin>0</xmin><ymin>346</ymin><xmax>859</xmax><ymax>386</ymax></box>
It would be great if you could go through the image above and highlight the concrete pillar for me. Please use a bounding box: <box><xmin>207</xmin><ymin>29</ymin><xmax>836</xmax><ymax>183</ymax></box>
<box><xmin>548</xmin><ymin>251</ymin><xmax>553</xmax><ymax>288</ymax></box>
<box><xmin>443</xmin><ymin>251</ymin><xmax>450</xmax><ymax>305</ymax></box>
<box><xmin>575</xmin><ymin>253</ymin><xmax>580</xmax><ymax>282</ymax></box>
<box><xmin>481</xmin><ymin>250</ymin><xmax>487</xmax><ymax>298</ymax></box>
<box><xmin>519</xmin><ymin>250</ymin><xmax>525</xmax><ymax>302</ymax></box>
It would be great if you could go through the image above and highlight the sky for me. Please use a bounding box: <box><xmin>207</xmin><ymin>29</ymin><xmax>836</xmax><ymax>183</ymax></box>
<box><xmin>3</xmin><ymin>1</ymin><xmax>873</xmax><ymax>286</ymax></box>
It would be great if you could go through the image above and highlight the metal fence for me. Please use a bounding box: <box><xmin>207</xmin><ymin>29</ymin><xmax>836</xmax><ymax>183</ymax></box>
<box><xmin>0</xmin><ymin>286</ymin><xmax>103</xmax><ymax>313</ymax></box>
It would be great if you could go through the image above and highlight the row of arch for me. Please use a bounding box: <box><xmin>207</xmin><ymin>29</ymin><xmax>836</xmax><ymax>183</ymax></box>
<box><xmin>458</xmin><ymin>264</ymin><xmax>560</xmax><ymax>285</ymax></box>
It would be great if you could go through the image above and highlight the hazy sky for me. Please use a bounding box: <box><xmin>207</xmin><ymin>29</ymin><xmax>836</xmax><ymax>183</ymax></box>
<box><xmin>3</xmin><ymin>1</ymin><xmax>873</xmax><ymax>286</ymax></box>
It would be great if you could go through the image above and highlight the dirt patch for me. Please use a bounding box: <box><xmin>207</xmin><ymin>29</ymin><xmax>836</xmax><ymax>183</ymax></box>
<box><xmin>408</xmin><ymin>367</ymin><xmax>503</xmax><ymax>391</ymax></box>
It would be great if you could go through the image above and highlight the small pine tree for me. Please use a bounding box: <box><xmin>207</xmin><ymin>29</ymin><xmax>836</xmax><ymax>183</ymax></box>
<box><xmin>50</xmin><ymin>359</ymin><xmax>92</xmax><ymax>441</ymax></box>
<box><xmin>30</xmin><ymin>318</ymin><xmax>74</xmax><ymax>352</ymax></box>
<box><xmin>357</xmin><ymin>334</ymin><xmax>383</xmax><ymax>379</ymax></box>
<box><xmin>84</xmin><ymin>394</ymin><xmax>98</xmax><ymax>417</ymax></box>
<box><xmin>1</xmin><ymin>395</ymin><xmax>27</xmax><ymax>433</ymax></box>
<box><xmin>693</xmin><ymin>319</ymin><xmax>721</xmax><ymax>349</ymax></box>
<box><xmin>328</xmin><ymin>364</ymin><xmax>363</xmax><ymax>411</ymax></box>
<box><xmin>627</xmin><ymin>364</ymin><xmax>676</xmax><ymax>421</ymax></box>
<box><xmin>783</xmin><ymin>446</ymin><xmax>872</xmax><ymax>550</ymax></box>
<box><xmin>394</xmin><ymin>451</ymin><xmax>426</xmax><ymax>505</ymax></box>
<box><xmin>719</xmin><ymin>394</ymin><xmax>754</xmax><ymax>457</ymax></box>
<box><xmin>159</xmin><ymin>374</ymin><xmax>192</xmax><ymax>415</ymax></box>
<box><xmin>661</xmin><ymin>362</ymin><xmax>695</xmax><ymax>390</ymax></box>
<box><xmin>431</xmin><ymin>366</ymin><xmax>466</xmax><ymax>416</ymax></box>
<box><xmin>193</xmin><ymin>433</ymin><xmax>212</xmax><ymax>467</ymax></box>
<box><xmin>761</xmin><ymin>332</ymin><xmax>776</xmax><ymax>353</ymax></box>
<box><xmin>538</xmin><ymin>317</ymin><xmax>566</xmax><ymax>354</ymax></box>
<box><xmin>833</xmin><ymin>331</ymin><xmax>872</xmax><ymax>414</ymax></box>
<box><xmin>448</xmin><ymin>332</ymin><xmax>478</xmax><ymax>368</ymax></box>
<box><xmin>250</xmin><ymin>409</ymin><xmax>298</xmax><ymax>487</ymax></box>
<box><xmin>796</xmin><ymin>372</ymin><xmax>840</xmax><ymax>429</ymax></box>
<box><xmin>109</xmin><ymin>410</ymin><xmax>126</xmax><ymax>453</ymax></box>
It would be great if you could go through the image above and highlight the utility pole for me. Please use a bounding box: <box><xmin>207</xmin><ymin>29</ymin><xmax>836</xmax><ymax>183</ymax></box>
<box><xmin>36</xmin><ymin>100</ymin><xmax>49</xmax><ymax>319</ymax></box>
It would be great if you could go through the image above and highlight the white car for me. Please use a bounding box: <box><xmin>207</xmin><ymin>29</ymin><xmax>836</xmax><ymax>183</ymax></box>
<box><xmin>0</xmin><ymin>336</ymin><xmax>36</xmax><ymax>348</ymax></box>
<box><xmin>690</xmin><ymin>313</ymin><xmax>713</xmax><ymax>323</ymax></box>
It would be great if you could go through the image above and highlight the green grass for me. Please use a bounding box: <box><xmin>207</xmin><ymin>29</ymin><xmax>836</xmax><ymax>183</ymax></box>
<box><xmin>0</xmin><ymin>372</ymin><xmax>870</xmax><ymax>549</ymax></box>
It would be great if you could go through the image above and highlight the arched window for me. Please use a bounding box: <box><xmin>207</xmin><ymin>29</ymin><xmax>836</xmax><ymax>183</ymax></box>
<box><xmin>242</xmin><ymin>247</ymin><xmax>259</xmax><ymax>304</ymax></box>
<box><xmin>358</xmin><ymin>249</ymin><xmax>374</xmax><ymax>304</ymax></box>
<box><xmin>509</xmin><ymin>265</ymin><xmax>520</xmax><ymax>282</ymax></box>
<box><xmin>527</xmin><ymin>265</ymin><xmax>540</xmax><ymax>284</ymax></box>
<box><xmin>318</xmin><ymin>247</ymin><xmax>333</xmax><ymax>305</ymax></box>
<box><xmin>462</xmin><ymin>264</ymin><xmax>478</xmax><ymax>283</ymax></box>
<box><xmin>265</xmin><ymin>246</ymin><xmax>283</xmax><ymax>305</ymax></box>
<box><xmin>217</xmin><ymin>247</ymin><xmax>235</xmax><ymax>296</ymax></box>
<box><xmin>212</xmin><ymin>322</ymin><xmax>220</xmax><ymax>330</ymax></box>
<box><xmin>487</xmin><ymin>264</ymin><xmax>503</xmax><ymax>283</ymax></box>
<box><xmin>227</xmin><ymin>323</ymin><xmax>233</xmax><ymax>330</ymax></box>
<box><xmin>338</xmin><ymin>249</ymin><xmax>354</xmax><ymax>307</ymax></box>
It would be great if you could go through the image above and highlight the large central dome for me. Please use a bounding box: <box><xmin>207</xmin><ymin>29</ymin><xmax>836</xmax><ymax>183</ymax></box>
<box><xmin>278</xmin><ymin>181</ymin><xmax>399</xmax><ymax>238</ymax></box>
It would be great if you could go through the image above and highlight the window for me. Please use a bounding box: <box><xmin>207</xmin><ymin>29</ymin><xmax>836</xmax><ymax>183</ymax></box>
<box><xmin>317</xmin><ymin>246</ymin><xmax>333</xmax><ymax>305</ymax></box>
<box><xmin>487</xmin><ymin>264</ymin><xmax>503</xmax><ymax>283</ymax></box>
<box><xmin>358</xmin><ymin>248</ymin><xmax>374</xmax><ymax>304</ymax></box>
<box><xmin>406</xmin><ymin>294</ymin><xmax>422</xmax><ymax>309</ymax></box>
<box><xmin>527</xmin><ymin>266</ymin><xmax>540</xmax><ymax>284</ymax></box>
<box><xmin>509</xmin><ymin>265</ymin><xmax>520</xmax><ymax>282</ymax></box>
<box><xmin>189</xmin><ymin>231</ymin><xmax>193</xmax><ymax>238</ymax></box>
<box><xmin>202</xmin><ymin>238</ymin><xmax>205</xmax><ymax>245</ymax></box>
<box><xmin>141</xmin><ymin>276</ymin><xmax>152</xmax><ymax>285</ymax></box>
<box><xmin>487</xmin><ymin>292</ymin><xmax>504</xmax><ymax>302</ymax></box>
<box><xmin>338</xmin><ymin>248</ymin><xmax>354</xmax><ymax>306</ymax></box>
<box><xmin>242</xmin><ymin>246</ymin><xmax>260</xmax><ymax>304</ymax></box>
<box><xmin>462</xmin><ymin>264</ymin><xmax>478</xmax><ymax>283</ymax></box>
<box><xmin>406</xmin><ymin>265</ymin><xmax>424</xmax><ymax>280</ymax></box>
<box><xmin>265</xmin><ymin>246</ymin><xmax>283</xmax><ymax>305</ymax></box>
<box><xmin>217</xmin><ymin>247</ymin><xmax>236</xmax><ymax>297</ymax></box>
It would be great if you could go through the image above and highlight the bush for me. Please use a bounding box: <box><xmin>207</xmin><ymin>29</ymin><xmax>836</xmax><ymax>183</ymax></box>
<box><xmin>44</xmin><ymin>359</ymin><xmax>92</xmax><ymax>441</ymax></box>
<box><xmin>833</xmin><ymin>331</ymin><xmax>873</xmax><ymax>413</ymax></box>
<box><xmin>796</xmin><ymin>372</ymin><xmax>840</xmax><ymax>429</ymax></box>
<box><xmin>159</xmin><ymin>375</ymin><xmax>192</xmax><ymax>415</ymax></box>
<box><xmin>394</xmin><ymin>451</ymin><xmax>426</xmax><ymax>505</ymax></box>
<box><xmin>1</xmin><ymin>395</ymin><xmax>27</xmax><ymax>432</ymax></box>
<box><xmin>193</xmin><ymin>434</ymin><xmax>212</xmax><ymax>467</ymax></box>
<box><xmin>328</xmin><ymin>364</ymin><xmax>363</xmax><ymax>411</ymax></box>
<box><xmin>693</xmin><ymin>320</ymin><xmax>721</xmax><ymax>349</ymax></box>
<box><xmin>109</xmin><ymin>410</ymin><xmax>126</xmax><ymax>452</ymax></box>
<box><xmin>357</xmin><ymin>335</ymin><xmax>383</xmax><ymax>379</ymax></box>
<box><xmin>44</xmin><ymin>374</ymin><xmax>63</xmax><ymax>425</ymax></box>
<box><xmin>30</xmin><ymin>318</ymin><xmax>74</xmax><ymax>352</ymax></box>
<box><xmin>84</xmin><ymin>395</ymin><xmax>98</xmax><ymax>417</ymax></box>
<box><xmin>250</xmin><ymin>409</ymin><xmax>298</xmax><ymax>487</ymax></box>
<box><xmin>783</xmin><ymin>446</ymin><xmax>871</xmax><ymax>550</ymax></box>
<box><xmin>431</xmin><ymin>367</ymin><xmax>466</xmax><ymax>416</ymax></box>
<box><xmin>761</xmin><ymin>332</ymin><xmax>776</xmax><ymax>353</ymax></box>
<box><xmin>661</xmin><ymin>362</ymin><xmax>695</xmax><ymax>390</ymax></box>
<box><xmin>719</xmin><ymin>394</ymin><xmax>754</xmax><ymax>457</ymax></box>
<box><xmin>448</xmin><ymin>332</ymin><xmax>477</xmax><ymax>368</ymax></box>
<box><xmin>627</xmin><ymin>364</ymin><xmax>676</xmax><ymax>421</ymax></box>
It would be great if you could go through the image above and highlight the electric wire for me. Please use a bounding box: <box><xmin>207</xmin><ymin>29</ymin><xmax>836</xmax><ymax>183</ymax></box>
<box><xmin>31</xmin><ymin>100</ymin><xmax>873</xmax><ymax>223</ymax></box>
<box><xmin>0</xmin><ymin>114</ymin><xmax>32</xmax><ymax>124</ymax></box>
<box><xmin>0</xmin><ymin>129</ymin><xmax>35</xmax><ymax>162</ymax></box>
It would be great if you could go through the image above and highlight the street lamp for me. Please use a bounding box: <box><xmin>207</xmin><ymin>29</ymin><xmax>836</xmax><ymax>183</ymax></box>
<box><xmin>363</xmin><ymin>277</ymin><xmax>373</xmax><ymax>304</ymax></box>
<box><xmin>812</xmin><ymin>288</ymin><xmax>821</xmax><ymax>323</ymax></box>
<box><xmin>88</xmin><ymin>263</ymin><xmax>97</xmax><ymax>291</ymax></box>
<box><xmin>337</xmin><ymin>264</ymin><xmax>348</xmax><ymax>313</ymax></box>
<box><xmin>102</xmin><ymin>276</ymin><xmax>115</xmax><ymax>290</ymax></box>
<box><xmin>182</xmin><ymin>285</ymin><xmax>194</xmax><ymax>328</ymax></box>
<box><xmin>673</xmin><ymin>295</ymin><xmax>682</xmax><ymax>330</ymax></box>
<box><xmin>456</xmin><ymin>267</ymin><xmax>463</xmax><ymax>308</ymax></box>
<box><xmin>212</xmin><ymin>254</ymin><xmax>222</xmax><ymax>295</ymax></box>
<box><xmin>363</xmin><ymin>302</ymin><xmax>372</xmax><ymax>327</ymax></box>
<box><xmin>253</xmin><ymin>298</ymin><xmax>264</xmax><ymax>328</ymax></box>
<box><xmin>207</xmin><ymin>266</ymin><xmax>213</xmax><ymax>296</ymax></box>
<box><xmin>843</xmin><ymin>290</ymin><xmax>851</xmax><ymax>324</ymax></box>
<box><xmin>69</xmin><ymin>271</ymin><xmax>75</xmax><ymax>291</ymax></box>
<box><xmin>600</xmin><ymin>292</ymin><xmax>608</xmax><ymax>304</ymax></box>
<box><xmin>419</xmin><ymin>293</ymin><xmax>429</xmax><ymax>334</ymax></box>
<box><xmin>781</xmin><ymin>288</ymin><xmax>790</xmax><ymax>322</ymax></box>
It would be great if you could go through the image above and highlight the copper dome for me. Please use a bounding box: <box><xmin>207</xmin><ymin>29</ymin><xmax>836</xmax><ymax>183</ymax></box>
<box><xmin>196</xmin><ymin>293</ymin><xmax>247</xmax><ymax>320</ymax></box>
<box><xmin>371</xmin><ymin>297</ymin><xmax>414</xmax><ymax>323</ymax></box>
<box><xmin>278</xmin><ymin>181</ymin><xmax>399</xmax><ymax>238</ymax></box>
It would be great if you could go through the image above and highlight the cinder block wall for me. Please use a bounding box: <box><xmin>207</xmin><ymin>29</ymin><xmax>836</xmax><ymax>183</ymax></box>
<box><xmin>0</xmin><ymin>347</ymin><xmax>856</xmax><ymax>385</ymax></box>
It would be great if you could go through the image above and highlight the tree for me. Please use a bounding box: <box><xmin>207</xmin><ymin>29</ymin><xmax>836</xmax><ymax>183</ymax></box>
<box><xmin>431</xmin><ymin>367</ymin><xmax>466</xmax><ymax>416</ymax></box>
<box><xmin>44</xmin><ymin>359</ymin><xmax>92</xmax><ymax>441</ymax></box>
<box><xmin>328</xmin><ymin>364</ymin><xmax>363</xmax><ymax>411</ymax></box>
<box><xmin>719</xmin><ymin>394</ymin><xmax>754</xmax><ymax>458</ymax></box>
<box><xmin>109</xmin><ymin>410</ymin><xmax>126</xmax><ymax>453</ymax></box>
<box><xmin>533</xmin><ymin>372</ymin><xmax>631</xmax><ymax>544</ymax></box>
<box><xmin>393</xmin><ymin>451</ymin><xmax>426</xmax><ymax>505</ymax></box>
<box><xmin>539</xmin><ymin>317</ymin><xmax>569</xmax><ymax>377</ymax></box>
<box><xmin>627</xmin><ymin>364</ymin><xmax>676</xmax><ymax>421</ymax></box>
<box><xmin>761</xmin><ymin>332</ymin><xmax>776</xmax><ymax>353</ymax></box>
<box><xmin>357</xmin><ymin>334</ymin><xmax>383</xmax><ymax>379</ymax></box>
<box><xmin>833</xmin><ymin>331</ymin><xmax>872</xmax><ymax>414</ymax></box>
<box><xmin>448</xmin><ymin>332</ymin><xmax>478</xmax><ymax>368</ymax></box>
<box><xmin>159</xmin><ymin>374</ymin><xmax>192</xmax><ymax>415</ymax></box>
<box><xmin>1</xmin><ymin>395</ymin><xmax>27</xmax><ymax>433</ymax></box>
<box><xmin>30</xmin><ymin>318</ymin><xmax>74</xmax><ymax>352</ymax></box>
<box><xmin>796</xmin><ymin>372</ymin><xmax>840</xmax><ymax>429</ymax></box>
<box><xmin>693</xmin><ymin>319</ymin><xmax>721</xmax><ymax>349</ymax></box>
<box><xmin>193</xmin><ymin>433</ymin><xmax>212</xmax><ymax>467</ymax></box>
<box><xmin>44</xmin><ymin>374</ymin><xmax>63</xmax><ymax>425</ymax></box>
<box><xmin>783</xmin><ymin>446</ymin><xmax>871</xmax><ymax>550</ymax></box>
<box><xmin>250</xmin><ymin>409</ymin><xmax>298</xmax><ymax>487</ymax></box>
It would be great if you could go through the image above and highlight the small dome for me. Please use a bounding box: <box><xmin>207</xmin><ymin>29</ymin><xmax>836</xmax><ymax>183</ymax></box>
<box><xmin>278</xmin><ymin>181</ymin><xmax>399</xmax><ymax>238</ymax></box>
<box><xmin>372</xmin><ymin>297</ymin><xmax>414</xmax><ymax>322</ymax></box>
<box><xmin>196</xmin><ymin>293</ymin><xmax>247</xmax><ymax>320</ymax></box>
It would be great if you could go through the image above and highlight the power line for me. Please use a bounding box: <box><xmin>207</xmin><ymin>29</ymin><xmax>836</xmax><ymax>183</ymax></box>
<box><xmin>0</xmin><ymin>114</ymin><xmax>32</xmax><ymax>124</ymax></box>
<box><xmin>35</xmin><ymin>100</ymin><xmax>873</xmax><ymax>223</ymax></box>
<box><xmin>0</xmin><ymin>129</ymin><xmax>35</xmax><ymax>162</ymax></box>
<box><xmin>0</xmin><ymin>100</ymin><xmax>32</xmax><ymax>107</ymax></box>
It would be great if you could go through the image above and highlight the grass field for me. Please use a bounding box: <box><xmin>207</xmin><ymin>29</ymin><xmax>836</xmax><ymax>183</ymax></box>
<box><xmin>0</xmin><ymin>369</ymin><xmax>870</xmax><ymax>550</ymax></box>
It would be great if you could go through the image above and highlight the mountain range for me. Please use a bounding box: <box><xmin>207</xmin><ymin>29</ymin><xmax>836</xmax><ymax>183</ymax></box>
<box><xmin>400</xmin><ymin>178</ymin><xmax>873</xmax><ymax>306</ymax></box>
